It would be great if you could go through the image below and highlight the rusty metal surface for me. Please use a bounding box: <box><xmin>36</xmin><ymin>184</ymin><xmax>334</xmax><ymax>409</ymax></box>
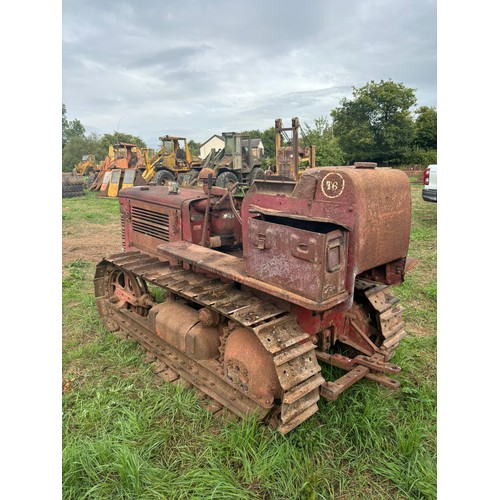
<box><xmin>354</xmin><ymin>279</ymin><xmax>407</xmax><ymax>359</ymax></box>
<box><xmin>353</xmin><ymin>354</ymin><xmax>400</xmax><ymax>374</ymax></box>
<box><xmin>95</xmin><ymin>254</ymin><xmax>325</xmax><ymax>433</ymax></box>
<box><xmin>321</xmin><ymin>365</ymin><xmax>369</xmax><ymax>401</ymax></box>
<box><xmin>120</xmin><ymin>185</ymin><xmax>207</xmax><ymax>208</ymax></box>
<box><xmin>93</xmin><ymin>164</ymin><xmax>411</xmax><ymax>433</ymax></box>
<box><xmin>152</xmin><ymin>299</ymin><xmax>220</xmax><ymax>360</ymax></box>
<box><xmin>339</xmin><ymin>303</ymin><xmax>379</xmax><ymax>356</ymax></box>
<box><xmin>120</xmin><ymin>186</ymin><xmax>241</xmax><ymax>253</ymax></box>
<box><xmin>104</xmin><ymin>303</ymin><xmax>270</xmax><ymax>418</ymax></box>
<box><xmin>316</xmin><ymin>352</ymin><xmax>400</xmax><ymax>391</ymax></box>
<box><xmin>103</xmin><ymin>254</ymin><xmax>405</xmax><ymax>361</ymax></box>
<box><xmin>241</xmin><ymin>167</ymin><xmax>411</xmax><ymax>302</ymax></box>
<box><xmin>94</xmin><ymin>251</ymin><xmax>407</xmax><ymax>432</ymax></box>
<box><xmin>157</xmin><ymin>241</ymin><xmax>350</xmax><ymax>311</ymax></box>
<box><xmin>246</xmin><ymin>217</ymin><xmax>346</xmax><ymax>302</ymax></box>
<box><xmin>224</xmin><ymin>327</ymin><xmax>281</xmax><ymax>404</ymax></box>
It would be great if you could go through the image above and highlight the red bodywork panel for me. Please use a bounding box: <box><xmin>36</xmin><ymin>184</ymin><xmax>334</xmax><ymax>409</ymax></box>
<box><xmin>118</xmin><ymin>167</ymin><xmax>411</xmax><ymax>337</ymax></box>
<box><xmin>119</xmin><ymin>186</ymin><xmax>240</xmax><ymax>259</ymax></box>
<box><xmin>119</xmin><ymin>186</ymin><xmax>206</xmax><ymax>258</ymax></box>
<box><xmin>242</xmin><ymin>167</ymin><xmax>411</xmax><ymax>309</ymax></box>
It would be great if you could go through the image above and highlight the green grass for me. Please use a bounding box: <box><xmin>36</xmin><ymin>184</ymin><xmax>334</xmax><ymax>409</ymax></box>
<box><xmin>62</xmin><ymin>186</ymin><xmax>437</xmax><ymax>499</ymax></box>
<box><xmin>62</xmin><ymin>191</ymin><xmax>120</xmax><ymax>226</ymax></box>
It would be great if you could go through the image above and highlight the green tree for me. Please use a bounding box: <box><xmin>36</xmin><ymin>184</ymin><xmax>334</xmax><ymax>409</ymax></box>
<box><xmin>62</xmin><ymin>103</ymin><xmax>85</xmax><ymax>149</ymax></box>
<box><xmin>401</xmin><ymin>146</ymin><xmax>437</xmax><ymax>167</ymax></box>
<box><xmin>302</xmin><ymin>116</ymin><xmax>345</xmax><ymax>166</ymax></box>
<box><xmin>414</xmin><ymin>106</ymin><xmax>437</xmax><ymax>150</ymax></box>
<box><xmin>62</xmin><ymin>133</ymin><xmax>101</xmax><ymax>172</ymax></box>
<box><xmin>188</xmin><ymin>139</ymin><xmax>201</xmax><ymax>156</ymax></box>
<box><xmin>331</xmin><ymin>80</ymin><xmax>417</xmax><ymax>165</ymax></box>
<box><xmin>260</xmin><ymin>127</ymin><xmax>276</xmax><ymax>160</ymax></box>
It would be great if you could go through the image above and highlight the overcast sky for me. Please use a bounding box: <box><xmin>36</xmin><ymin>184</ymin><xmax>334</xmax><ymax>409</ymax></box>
<box><xmin>62</xmin><ymin>0</ymin><xmax>436</xmax><ymax>148</ymax></box>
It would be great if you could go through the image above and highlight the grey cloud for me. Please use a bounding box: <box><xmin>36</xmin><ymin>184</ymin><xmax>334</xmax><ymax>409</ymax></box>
<box><xmin>130</xmin><ymin>46</ymin><xmax>211</xmax><ymax>69</ymax></box>
<box><xmin>63</xmin><ymin>0</ymin><xmax>436</xmax><ymax>145</ymax></box>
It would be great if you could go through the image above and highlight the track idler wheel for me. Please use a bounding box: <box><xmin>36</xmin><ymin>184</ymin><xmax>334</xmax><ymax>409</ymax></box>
<box><xmin>223</xmin><ymin>327</ymin><xmax>281</xmax><ymax>407</ymax></box>
<box><xmin>106</xmin><ymin>267</ymin><xmax>152</xmax><ymax>317</ymax></box>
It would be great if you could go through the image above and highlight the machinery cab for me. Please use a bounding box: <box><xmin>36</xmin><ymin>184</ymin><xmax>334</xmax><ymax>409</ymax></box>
<box><xmin>141</xmin><ymin>136</ymin><xmax>203</xmax><ymax>184</ymax></box>
<box><xmin>205</xmin><ymin>132</ymin><xmax>265</xmax><ymax>189</ymax></box>
<box><xmin>73</xmin><ymin>154</ymin><xmax>97</xmax><ymax>176</ymax></box>
<box><xmin>111</xmin><ymin>143</ymin><xmax>142</xmax><ymax>169</ymax></box>
<box><xmin>158</xmin><ymin>135</ymin><xmax>196</xmax><ymax>172</ymax></box>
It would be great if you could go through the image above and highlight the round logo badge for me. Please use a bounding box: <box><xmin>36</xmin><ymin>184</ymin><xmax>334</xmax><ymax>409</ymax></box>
<box><xmin>321</xmin><ymin>172</ymin><xmax>345</xmax><ymax>199</ymax></box>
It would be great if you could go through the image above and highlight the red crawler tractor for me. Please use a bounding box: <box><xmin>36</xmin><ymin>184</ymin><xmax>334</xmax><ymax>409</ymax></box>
<box><xmin>94</xmin><ymin>164</ymin><xmax>412</xmax><ymax>433</ymax></box>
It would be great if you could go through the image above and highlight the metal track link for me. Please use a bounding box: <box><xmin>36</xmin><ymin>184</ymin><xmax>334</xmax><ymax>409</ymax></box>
<box><xmin>96</xmin><ymin>252</ymin><xmax>325</xmax><ymax>433</ymax></box>
<box><xmin>100</xmin><ymin>302</ymin><xmax>269</xmax><ymax>419</ymax></box>
<box><xmin>254</xmin><ymin>318</ymin><xmax>324</xmax><ymax>432</ymax></box>
<box><xmin>355</xmin><ymin>279</ymin><xmax>407</xmax><ymax>358</ymax></box>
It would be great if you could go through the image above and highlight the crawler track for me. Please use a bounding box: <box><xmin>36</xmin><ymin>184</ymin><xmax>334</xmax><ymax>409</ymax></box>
<box><xmin>355</xmin><ymin>279</ymin><xmax>407</xmax><ymax>359</ymax></box>
<box><xmin>95</xmin><ymin>251</ymin><xmax>324</xmax><ymax>433</ymax></box>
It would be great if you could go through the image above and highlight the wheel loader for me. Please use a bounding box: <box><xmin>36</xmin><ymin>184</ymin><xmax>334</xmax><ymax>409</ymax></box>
<box><xmin>73</xmin><ymin>154</ymin><xmax>97</xmax><ymax>176</ymax></box>
<box><xmin>95</xmin><ymin>163</ymin><xmax>414</xmax><ymax>433</ymax></box>
<box><xmin>141</xmin><ymin>135</ymin><xmax>202</xmax><ymax>186</ymax></box>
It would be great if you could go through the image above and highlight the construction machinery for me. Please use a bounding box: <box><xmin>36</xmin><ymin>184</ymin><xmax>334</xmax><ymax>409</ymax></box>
<box><xmin>89</xmin><ymin>143</ymin><xmax>145</xmax><ymax>197</ymax></box>
<box><xmin>141</xmin><ymin>147</ymin><xmax>156</xmax><ymax>159</ymax></box>
<box><xmin>198</xmin><ymin>132</ymin><xmax>265</xmax><ymax>189</ymax></box>
<box><xmin>141</xmin><ymin>135</ymin><xmax>202</xmax><ymax>185</ymax></box>
<box><xmin>72</xmin><ymin>154</ymin><xmax>97</xmax><ymax>176</ymax></box>
<box><xmin>273</xmin><ymin>117</ymin><xmax>316</xmax><ymax>180</ymax></box>
<box><xmin>95</xmin><ymin>163</ymin><xmax>413</xmax><ymax>433</ymax></box>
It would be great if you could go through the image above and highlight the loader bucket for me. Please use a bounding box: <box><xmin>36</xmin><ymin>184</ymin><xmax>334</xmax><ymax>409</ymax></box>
<box><xmin>107</xmin><ymin>169</ymin><xmax>123</xmax><ymax>198</ymax></box>
<box><xmin>121</xmin><ymin>168</ymin><xmax>136</xmax><ymax>191</ymax></box>
<box><xmin>98</xmin><ymin>171</ymin><xmax>112</xmax><ymax>196</ymax></box>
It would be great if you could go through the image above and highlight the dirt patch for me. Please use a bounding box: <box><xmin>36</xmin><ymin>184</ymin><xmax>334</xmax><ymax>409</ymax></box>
<box><xmin>63</xmin><ymin>221</ymin><xmax>121</xmax><ymax>265</ymax></box>
<box><xmin>407</xmin><ymin>323</ymin><xmax>433</xmax><ymax>337</ymax></box>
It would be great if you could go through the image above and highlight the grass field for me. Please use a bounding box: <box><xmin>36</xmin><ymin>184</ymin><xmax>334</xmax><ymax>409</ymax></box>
<box><xmin>62</xmin><ymin>184</ymin><xmax>437</xmax><ymax>499</ymax></box>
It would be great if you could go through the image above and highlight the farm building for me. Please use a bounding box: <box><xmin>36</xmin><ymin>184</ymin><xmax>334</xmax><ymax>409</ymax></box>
<box><xmin>199</xmin><ymin>134</ymin><xmax>224</xmax><ymax>159</ymax></box>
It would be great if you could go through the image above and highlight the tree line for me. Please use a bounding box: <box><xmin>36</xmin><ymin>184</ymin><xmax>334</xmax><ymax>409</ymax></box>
<box><xmin>62</xmin><ymin>79</ymin><xmax>436</xmax><ymax>172</ymax></box>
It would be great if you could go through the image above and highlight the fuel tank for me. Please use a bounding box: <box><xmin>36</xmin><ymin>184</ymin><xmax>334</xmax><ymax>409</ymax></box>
<box><xmin>241</xmin><ymin>166</ymin><xmax>411</xmax><ymax>304</ymax></box>
<box><xmin>150</xmin><ymin>298</ymin><xmax>220</xmax><ymax>360</ymax></box>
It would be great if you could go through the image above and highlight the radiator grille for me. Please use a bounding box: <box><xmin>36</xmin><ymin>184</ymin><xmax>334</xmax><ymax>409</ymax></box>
<box><xmin>131</xmin><ymin>205</ymin><xmax>170</xmax><ymax>242</ymax></box>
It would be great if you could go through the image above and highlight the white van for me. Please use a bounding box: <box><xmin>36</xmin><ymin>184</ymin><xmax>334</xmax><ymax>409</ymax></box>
<box><xmin>422</xmin><ymin>164</ymin><xmax>437</xmax><ymax>202</ymax></box>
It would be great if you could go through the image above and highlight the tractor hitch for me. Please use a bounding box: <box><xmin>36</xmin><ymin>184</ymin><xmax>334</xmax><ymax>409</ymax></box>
<box><xmin>318</xmin><ymin>352</ymin><xmax>401</xmax><ymax>401</ymax></box>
